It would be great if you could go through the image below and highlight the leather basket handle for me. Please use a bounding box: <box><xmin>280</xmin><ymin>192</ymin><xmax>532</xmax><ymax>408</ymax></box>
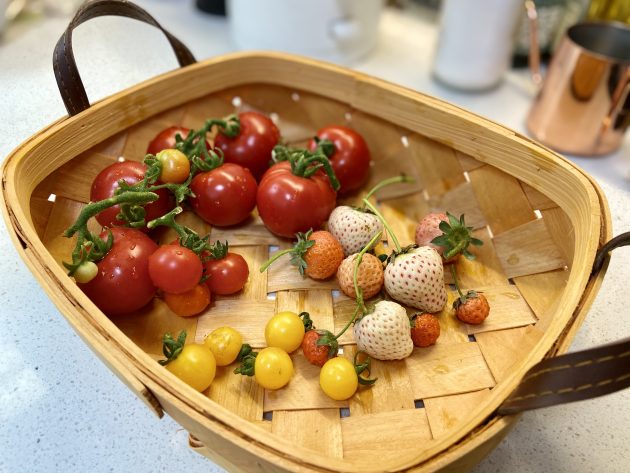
<box><xmin>53</xmin><ymin>0</ymin><xmax>196</xmax><ymax>116</ymax></box>
<box><xmin>498</xmin><ymin>232</ymin><xmax>630</xmax><ymax>415</ymax></box>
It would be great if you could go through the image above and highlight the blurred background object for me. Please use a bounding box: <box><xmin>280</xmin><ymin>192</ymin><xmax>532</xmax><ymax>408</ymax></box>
<box><xmin>587</xmin><ymin>0</ymin><xmax>630</xmax><ymax>23</ymax></box>
<box><xmin>527</xmin><ymin>21</ymin><xmax>630</xmax><ymax>155</ymax></box>
<box><xmin>432</xmin><ymin>0</ymin><xmax>524</xmax><ymax>91</ymax></box>
<box><xmin>227</xmin><ymin>0</ymin><xmax>385</xmax><ymax>64</ymax></box>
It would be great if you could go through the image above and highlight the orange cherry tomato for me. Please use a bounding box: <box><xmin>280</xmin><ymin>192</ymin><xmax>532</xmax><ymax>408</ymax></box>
<box><xmin>156</xmin><ymin>149</ymin><xmax>190</xmax><ymax>184</ymax></box>
<box><xmin>164</xmin><ymin>284</ymin><xmax>211</xmax><ymax>317</ymax></box>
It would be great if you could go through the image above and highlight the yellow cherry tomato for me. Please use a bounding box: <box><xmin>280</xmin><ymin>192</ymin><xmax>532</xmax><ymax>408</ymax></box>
<box><xmin>254</xmin><ymin>347</ymin><xmax>293</xmax><ymax>390</ymax></box>
<box><xmin>204</xmin><ymin>326</ymin><xmax>243</xmax><ymax>366</ymax></box>
<box><xmin>156</xmin><ymin>149</ymin><xmax>190</xmax><ymax>184</ymax></box>
<box><xmin>166</xmin><ymin>344</ymin><xmax>216</xmax><ymax>392</ymax></box>
<box><xmin>264</xmin><ymin>311</ymin><xmax>305</xmax><ymax>353</ymax></box>
<box><xmin>319</xmin><ymin>357</ymin><xmax>358</xmax><ymax>401</ymax></box>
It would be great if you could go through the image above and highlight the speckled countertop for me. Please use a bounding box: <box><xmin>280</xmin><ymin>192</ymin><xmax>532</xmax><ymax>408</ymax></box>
<box><xmin>1</xmin><ymin>2</ymin><xmax>629</xmax><ymax>473</ymax></box>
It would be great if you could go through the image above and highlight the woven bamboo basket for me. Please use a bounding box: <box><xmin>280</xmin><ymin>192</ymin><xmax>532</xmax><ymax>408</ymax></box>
<box><xmin>1</xmin><ymin>2</ymin><xmax>621</xmax><ymax>472</ymax></box>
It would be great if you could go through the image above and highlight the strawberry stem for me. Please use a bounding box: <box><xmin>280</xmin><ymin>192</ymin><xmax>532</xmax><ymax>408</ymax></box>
<box><xmin>450</xmin><ymin>264</ymin><xmax>466</xmax><ymax>304</ymax></box>
<box><xmin>259</xmin><ymin>230</ymin><xmax>316</xmax><ymax>275</ymax></box>
<box><xmin>335</xmin><ymin>230</ymin><xmax>382</xmax><ymax>340</ymax></box>
<box><xmin>362</xmin><ymin>199</ymin><xmax>401</xmax><ymax>253</ymax></box>
<box><xmin>259</xmin><ymin>248</ymin><xmax>294</xmax><ymax>273</ymax></box>
<box><xmin>363</xmin><ymin>174</ymin><xmax>414</xmax><ymax>203</ymax></box>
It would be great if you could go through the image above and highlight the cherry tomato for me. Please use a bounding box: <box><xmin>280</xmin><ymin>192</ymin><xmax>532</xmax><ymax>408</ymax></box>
<box><xmin>164</xmin><ymin>284</ymin><xmax>211</xmax><ymax>317</ymax></box>
<box><xmin>319</xmin><ymin>357</ymin><xmax>358</xmax><ymax>401</ymax></box>
<box><xmin>254</xmin><ymin>347</ymin><xmax>293</xmax><ymax>390</ymax></box>
<box><xmin>265</xmin><ymin>311</ymin><xmax>305</xmax><ymax>353</ymax></box>
<box><xmin>165</xmin><ymin>344</ymin><xmax>217</xmax><ymax>392</ymax></box>
<box><xmin>308</xmin><ymin>126</ymin><xmax>371</xmax><ymax>195</ymax></box>
<box><xmin>90</xmin><ymin>161</ymin><xmax>173</xmax><ymax>229</ymax></box>
<box><xmin>156</xmin><ymin>149</ymin><xmax>190</xmax><ymax>184</ymax></box>
<box><xmin>147</xmin><ymin>126</ymin><xmax>191</xmax><ymax>155</ymax></box>
<box><xmin>189</xmin><ymin>163</ymin><xmax>257</xmax><ymax>226</ymax></box>
<box><xmin>78</xmin><ymin>227</ymin><xmax>157</xmax><ymax>315</ymax></box>
<box><xmin>148</xmin><ymin>245</ymin><xmax>203</xmax><ymax>294</ymax></box>
<box><xmin>204</xmin><ymin>327</ymin><xmax>243</xmax><ymax>366</ymax></box>
<box><xmin>204</xmin><ymin>252</ymin><xmax>249</xmax><ymax>295</ymax></box>
<box><xmin>214</xmin><ymin>111</ymin><xmax>280</xmax><ymax>181</ymax></box>
<box><xmin>256</xmin><ymin>161</ymin><xmax>337</xmax><ymax>238</ymax></box>
<box><xmin>73</xmin><ymin>261</ymin><xmax>98</xmax><ymax>284</ymax></box>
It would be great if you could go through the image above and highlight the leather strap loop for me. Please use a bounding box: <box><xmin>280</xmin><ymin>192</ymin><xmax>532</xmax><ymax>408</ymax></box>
<box><xmin>53</xmin><ymin>0</ymin><xmax>196</xmax><ymax>116</ymax></box>
<box><xmin>498</xmin><ymin>232</ymin><xmax>630</xmax><ymax>414</ymax></box>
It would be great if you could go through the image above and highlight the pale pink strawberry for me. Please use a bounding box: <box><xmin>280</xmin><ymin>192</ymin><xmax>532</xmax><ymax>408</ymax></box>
<box><xmin>384</xmin><ymin>246</ymin><xmax>447</xmax><ymax>312</ymax></box>
<box><xmin>353</xmin><ymin>301</ymin><xmax>413</xmax><ymax>360</ymax></box>
<box><xmin>327</xmin><ymin>206</ymin><xmax>383</xmax><ymax>257</ymax></box>
<box><xmin>415</xmin><ymin>212</ymin><xmax>448</xmax><ymax>257</ymax></box>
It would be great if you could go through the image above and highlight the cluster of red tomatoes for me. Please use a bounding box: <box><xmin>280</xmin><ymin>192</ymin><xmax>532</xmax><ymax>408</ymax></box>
<box><xmin>71</xmin><ymin>111</ymin><xmax>371</xmax><ymax>318</ymax></box>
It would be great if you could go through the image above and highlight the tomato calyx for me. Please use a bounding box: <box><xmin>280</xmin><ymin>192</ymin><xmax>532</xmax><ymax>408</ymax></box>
<box><xmin>63</xmin><ymin>191</ymin><xmax>159</xmax><ymax>275</ymax></box>
<box><xmin>271</xmin><ymin>145</ymin><xmax>340</xmax><ymax>191</ymax></box>
<box><xmin>159</xmin><ymin>330</ymin><xmax>188</xmax><ymax>366</ymax></box>
<box><xmin>259</xmin><ymin>229</ymin><xmax>316</xmax><ymax>275</ymax></box>
<box><xmin>177</xmin><ymin>115</ymin><xmax>240</xmax><ymax>170</ymax></box>
<box><xmin>233</xmin><ymin>344</ymin><xmax>257</xmax><ymax>376</ymax></box>
<box><xmin>353</xmin><ymin>351</ymin><xmax>377</xmax><ymax>386</ymax></box>
<box><xmin>203</xmin><ymin>240</ymin><xmax>229</xmax><ymax>261</ymax></box>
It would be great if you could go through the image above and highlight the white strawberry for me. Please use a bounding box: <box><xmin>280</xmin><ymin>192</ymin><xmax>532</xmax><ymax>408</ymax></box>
<box><xmin>384</xmin><ymin>246</ymin><xmax>447</xmax><ymax>312</ymax></box>
<box><xmin>327</xmin><ymin>206</ymin><xmax>383</xmax><ymax>257</ymax></box>
<box><xmin>353</xmin><ymin>300</ymin><xmax>413</xmax><ymax>360</ymax></box>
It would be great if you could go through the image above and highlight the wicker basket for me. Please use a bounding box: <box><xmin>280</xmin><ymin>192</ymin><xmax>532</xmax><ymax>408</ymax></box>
<box><xmin>1</xmin><ymin>2</ymin><xmax>621</xmax><ymax>472</ymax></box>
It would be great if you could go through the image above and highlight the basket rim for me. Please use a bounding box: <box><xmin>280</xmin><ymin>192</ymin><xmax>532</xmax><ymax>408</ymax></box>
<box><xmin>0</xmin><ymin>51</ymin><xmax>610</xmax><ymax>472</ymax></box>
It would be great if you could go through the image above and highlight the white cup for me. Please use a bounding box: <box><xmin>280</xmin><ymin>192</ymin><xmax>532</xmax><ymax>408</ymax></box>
<box><xmin>227</xmin><ymin>0</ymin><xmax>384</xmax><ymax>64</ymax></box>
<box><xmin>432</xmin><ymin>0</ymin><xmax>524</xmax><ymax>91</ymax></box>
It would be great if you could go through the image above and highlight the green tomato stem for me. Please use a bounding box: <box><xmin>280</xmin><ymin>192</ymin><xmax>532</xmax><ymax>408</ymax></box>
<box><xmin>363</xmin><ymin>175</ymin><xmax>414</xmax><ymax>203</ymax></box>
<box><xmin>64</xmin><ymin>191</ymin><xmax>159</xmax><ymax>238</ymax></box>
<box><xmin>362</xmin><ymin>198</ymin><xmax>401</xmax><ymax>254</ymax></box>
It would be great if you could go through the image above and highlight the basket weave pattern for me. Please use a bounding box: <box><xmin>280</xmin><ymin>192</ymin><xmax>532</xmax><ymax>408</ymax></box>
<box><xmin>28</xmin><ymin>81</ymin><xmax>580</xmax><ymax>469</ymax></box>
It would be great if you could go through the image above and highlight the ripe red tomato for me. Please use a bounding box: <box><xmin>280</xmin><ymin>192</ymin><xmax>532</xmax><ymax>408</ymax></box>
<box><xmin>256</xmin><ymin>161</ymin><xmax>337</xmax><ymax>238</ymax></box>
<box><xmin>204</xmin><ymin>252</ymin><xmax>249</xmax><ymax>295</ymax></box>
<box><xmin>308</xmin><ymin>126</ymin><xmax>371</xmax><ymax>195</ymax></box>
<box><xmin>189</xmin><ymin>163</ymin><xmax>257</xmax><ymax>226</ymax></box>
<box><xmin>214</xmin><ymin>111</ymin><xmax>280</xmax><ymax>181</ymax></box>
<box><xmin>146</xmin><ymin>126</ymin><xmax>212</xmax><ymax>155</ymax></box>
<box><xmin>148</xmin><ymin>245</ymin><xmax>203</xmax><ymax>294</ymax></box>
<box><xmin>78</xmin><ymin>227</ymin><xmax>157</xmax><ymax>315</ymax></box>
<box><xmin>90</xmin><ymin>161</ymin><xmax>173</xmax><ymax>229</ymax></box>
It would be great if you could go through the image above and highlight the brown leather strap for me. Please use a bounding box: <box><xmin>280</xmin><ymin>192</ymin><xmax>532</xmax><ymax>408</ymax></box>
<box><xmin>498</xmin><ymin>231</ymin><xmax>630</xmax><ymax>414</ymax></box>
<box><xmin>53</xmin><ymin>0</ymin><xmax>196</xmax><ymax>116</ymax></box>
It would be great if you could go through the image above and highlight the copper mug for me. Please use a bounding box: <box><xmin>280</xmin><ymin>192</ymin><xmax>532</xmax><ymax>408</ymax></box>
<box><xmin>527</xmin><ymin>22</ymin><xmax>630</xmax><ymax>156</ymax></box>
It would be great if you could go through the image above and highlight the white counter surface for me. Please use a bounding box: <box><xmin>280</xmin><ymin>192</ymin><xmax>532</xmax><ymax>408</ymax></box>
<box><xmin>1</xmin><ymin>2</ymin><xmax>629</xmax><ymax>472</ymax></box>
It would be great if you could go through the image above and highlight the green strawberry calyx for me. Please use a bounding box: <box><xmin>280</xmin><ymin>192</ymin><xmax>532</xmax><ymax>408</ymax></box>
<box><xmin>431</xmin><ymin>212</ymin><xmax>483</xmax><ymax>260</ymax></box>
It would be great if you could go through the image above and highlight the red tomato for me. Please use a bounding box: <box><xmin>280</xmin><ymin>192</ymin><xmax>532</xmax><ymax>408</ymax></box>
<box><xmin>78</xmin><ymin>227</ymin><xmax>157</xmax><ymax>315</ymax></box>
<box><xmin>204</xmin><ymin>253</ymin><xmax>249</xmax><ymax>295</ymax></box>
<box><xmin>146</xmin><ymin>126</ymin><xmax>212</xmax><ymax>155</ymax></box>
<box><xmin>189</xmin><ymin>163</ymin><xmax>257</xmax><ymax>226</ymax></box>
<box><xmin>308</xmin><ymin>126</ymin><xmax>371</xmax><ymax>195</ymax></box>
<box><xmin>164</xmin><ymin>284</ymin><xmax>211</xmax><ymax>317</ymax></box>
<box><xmin>90</xmin><ymin>161</ymin><xmax>173</xmax><ymax>229</ymax></box>
<box><xmin>256</xmin><ymin>161</ymin><xmax>336</xmax><ymax>238</ymax></box>
<box><xmin>214</xmin><ymin>111</ymin><xmax>280</xmax><ymax>181</ymax></box>
<box><xmin>148</xmin><ymin>245</ymin><xmax>203</xmax><ymax>294</ymax></box>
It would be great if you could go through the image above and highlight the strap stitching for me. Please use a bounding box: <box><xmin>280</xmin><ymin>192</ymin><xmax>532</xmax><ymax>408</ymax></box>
<box><xmin>520</xmin><ymin>350</ymin><xmax>630</xmax><ymax>384</ymax></box>
<box><xmin>504</xmin><ymin>373</ymin><xmax>630</xmax><ymax>404</ymax></box>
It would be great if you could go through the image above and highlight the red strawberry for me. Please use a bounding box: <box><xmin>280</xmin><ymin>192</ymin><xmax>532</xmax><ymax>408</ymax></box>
<box><xmin>455</xmin><ymin>291</ymin><xmax>490</xmax><ymax>325</ymax></box>
<box><xmin>302</xmin><ymin>330</ymin><xmax>336</xmax><ymax>367</ymax></box>
<box><xmin>410</xmin><ymin>313</ymin><xmax>440</xmax><ymax>347</ymax></box>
